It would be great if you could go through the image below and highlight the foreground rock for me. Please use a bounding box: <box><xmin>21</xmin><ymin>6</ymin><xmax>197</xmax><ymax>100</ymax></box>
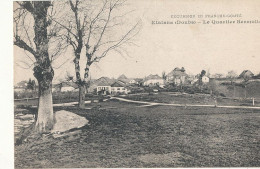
<box><xmin>52</xmin><ymin>110</ymin><xmax>89</xmax><ymax>134</ymax></box>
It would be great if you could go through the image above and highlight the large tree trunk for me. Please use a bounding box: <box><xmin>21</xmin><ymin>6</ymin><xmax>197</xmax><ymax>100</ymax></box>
<box><xmin>35</xmin><ymin>83</ymin><xmax>54</xmax><ymax>133</ymax></box>
<box><xmin>32</xmin><ymin>1</ymin><xmax>54</xmax><ymax>133</ymax></box>
<box><xmin>78</xmin><ymin>85</ymin><xmax>86</xmax><ymax>109</ymax></box>
<box><xmin>78</xmin><ymin>58</ymin><xmax>91</xmax><ymax>109</ymax></box>
<box><xmin>33</xmin><ymin>63</ymin><xmax>54</xmax><ymax>133</ymax></box>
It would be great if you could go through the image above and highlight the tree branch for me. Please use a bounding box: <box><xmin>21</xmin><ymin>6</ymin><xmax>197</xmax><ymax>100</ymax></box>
<box><xmin>17</xmin><ymin>2</ymin><xmax>34</xmax><ymax>14</ymax></box>
<box><xmin>91</xmin><ymin>21</ymin><xmax>140</xmax><ymax>64</ymax></box>
<box><xmin>91</xmin><ymin>5</ymin><xmax>112</xmax><ymax>56</ymax></box>
<box><xmin>53</xmin><ymin>58</ymin><xmax>72</xmax><ymax>69</ymax></box>
<box><xmin>14</xmin><ymin>35</ymin><xmax>36</xmax><ymax>56</ymax></box>
<box><xmin>85</xmin><ymin>0</ymin><xmax>108</xmax><ymax>53</ymax></box>
<box><xmin>47</xmin><ymin>14</ymin><xmax>78</xmax><ymax>41</ymax></box>
<box><xmin>15</xmin><ymin>61</ymin><xmax>34</xmax><ymax>70</ymax></box>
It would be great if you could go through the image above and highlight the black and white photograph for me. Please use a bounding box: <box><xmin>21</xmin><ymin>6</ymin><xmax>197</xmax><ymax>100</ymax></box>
<box><xmin>7</xmin><ymin>0</ymin><xmax>260</xmax><ymax>168</ymax></box>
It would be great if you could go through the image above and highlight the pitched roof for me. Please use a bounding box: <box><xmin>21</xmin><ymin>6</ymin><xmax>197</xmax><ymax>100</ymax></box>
<box><xmin>144</xmin><ymin>74</ymin><xmax>163</xmax><ymax>81</ymax></box>
<box><xmin>167</xmin><ymin>67</ymin><xmax>188</xmax><ymax>77</ymax></box>
<box><xmin>16</xmin><ymin>80</ymin><xmax>28</xmax><ymax>88</ymax></box>
<box><xmin>173</xmin><ymin>67</ymin><xmax>182</xmax><ymax>71</ymax></box>
<box><xmin>239</xmin><ymin>70</ymin><xmax>254</xmax><ymax>78</ymax></box>
<box><xmin>117</xmin><ymin>74</ymin><xmax>131</xmax><ymax>83</ymax></box>
<box><xmin>96</xmin><ymin>77</ymin><xmax>115</xmax><ymax>86</ymax></box>
<box><xmin>118</xmin><ymin>74</ymin><xmax>128</xmax><ymax>79</ymax></box>
<box><xmin>119</xmin><ymin>78</ymin><xmax>130</xmax><ymax>83</ymax></box>
<box><xmin>111</xmin><ymin>80</ymin><xmax>126</xmax><ymax>87</ymax></box>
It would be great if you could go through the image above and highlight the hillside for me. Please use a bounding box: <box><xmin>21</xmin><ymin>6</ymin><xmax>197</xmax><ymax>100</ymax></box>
<box><xmin>213</xmin><ymin>80</ymin><xmax>260</xmax><ymax>98</ymax></box>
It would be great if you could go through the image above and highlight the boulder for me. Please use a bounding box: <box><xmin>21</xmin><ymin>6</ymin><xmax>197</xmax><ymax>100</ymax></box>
<box><xmin>51</xmin><ymin>110</ymin><xmax>88</xmax><ymax>133</ymax></box>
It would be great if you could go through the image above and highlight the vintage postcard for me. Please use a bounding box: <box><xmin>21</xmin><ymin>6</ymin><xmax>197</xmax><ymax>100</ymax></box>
<box><xmin>12</xmin><ymin>0</ymin><xmax>260</xmax><ymax>168</ymax></box>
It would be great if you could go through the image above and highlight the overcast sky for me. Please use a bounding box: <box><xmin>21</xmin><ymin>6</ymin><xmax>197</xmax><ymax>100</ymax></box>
<box><xmin>14</xmin><ymin>0</ymin><xmax>260</xmax><ymax>84</ymax></box>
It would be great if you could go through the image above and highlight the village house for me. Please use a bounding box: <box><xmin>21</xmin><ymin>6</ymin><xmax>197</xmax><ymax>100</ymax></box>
<box><xmin>96</xmin><ymin>79</ymin><xmax>112</xmax><ymax>95</ymax></box>
<box><xmin>202</xmin><ymin>75</ymin><xmax>210</xmax><ymax>83</ymax></box>
<box><xmin>53</xmin><ymin>82</ymin><xmax>78</xmax><ymax>92</ymax></box>
<box><xmin>167</xmin><ymin>67</ymin><xmax>188</xmax><ymax>85</ymax></box>
<box><xmin>129</xmin><ymin>78</ymin><xmax>143</xmax><ymax>86</ymax></box>
<box><xmin>95</xmin><ymin>78</ymin><xmax>130</xmax><ymax>95</ymax></box>
<box><xmin>191</xmin><ymin>75</ymin><xmax>210</xmax><ymax>85</ymax></box>
<box><xmin>111</xmin><ymin>80</ymin><xmax>129</xmax><ymax>94</ymax></box>
<box><xmin>129</xmin><ymin>79</ymin><xmax>137</xmax><ymax>84</ymax></box>
<box><xmin>97</xmin><ymin>83</ymin><xmax>111</xmax><ymax>95</ymax></box>
<box><xmin>14</xmin><ymin>80</ymin><xmax>38</xmax><ymax>92</ymax></box>
<box><xmin>239</xmin><ymin>70</ymin><xmax>254</xmax><ymax>80</ymax></box>
<box><xmin>61</xmin><ymin>82</ymin><xmax>78</xmax><ymax>92</ymax></box>
<box><xmin>87</xmin><ymin>77</ymin><xmax>115</xmax><ymax>93</ymax></box>
<box><xmin>117</xmin><ymin>74</ymin><xmax>131</xmax><ymax>84</ymax></box>
<box><xmin>143</xmin><ymin>74</ymin><xmax>165</xmax><ymax>87</ymax></box>
<box><xmin>14</xmin><ymin>81</ymin><xmax>27</xmax><ymax>92</ymax></box>
<box><xmin>127</xmin><ymin>77</ymin><xmax>138</xmax><ymax>85</ymax></box>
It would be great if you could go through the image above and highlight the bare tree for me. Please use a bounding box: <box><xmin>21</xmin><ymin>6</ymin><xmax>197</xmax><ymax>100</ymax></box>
<box><xmin>162</xmin><ymin>71</ymin><xmax>167</xmax><ymax>81</ymax></box>
<box><xmin>13</xmin><ymin>1</ymin><xmax>66</xmax><ymax>133</ymax></box>
<box><xmin>212</xmin><ymin>73</ymin><xmax>224</xmax><ymax>79</ymax></box>
<box><xmin>56</xmin><ymin>0</ymin><xmax>141</xmax><ymax>108</ymax></box>
<box><xmin>226</xmin><ymin>70</ymin><xmax>238</xmax><ymax>84</ymax></box>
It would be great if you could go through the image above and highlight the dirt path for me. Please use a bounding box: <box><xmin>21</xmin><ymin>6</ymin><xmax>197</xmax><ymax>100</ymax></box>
<box><xmin>111</xmin><ymin>97</ymin><xmax>260</xmax><ymax>110</ymax></box>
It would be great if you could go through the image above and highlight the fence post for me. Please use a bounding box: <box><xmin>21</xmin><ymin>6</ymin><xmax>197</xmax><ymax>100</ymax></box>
<box><xmin>214</xmin><ymin>98</ymin><xmax>217</xmax><ymax>107</ymax></box>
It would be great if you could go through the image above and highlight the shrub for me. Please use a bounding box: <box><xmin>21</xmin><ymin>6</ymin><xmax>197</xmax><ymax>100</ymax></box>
<box><xmin>14</xmin><ymin>90</ymin><xmax>38</xmax><ymax>99</ymax></box>
<box><xmin>129</xmin><ymin>87</ymin><xmax>145</xmax><ymax>94</ymax></box>
<box><xmin>220</xmin><ymin>93</ymin><xmax>226</xmax><ymax>97</ymax></box>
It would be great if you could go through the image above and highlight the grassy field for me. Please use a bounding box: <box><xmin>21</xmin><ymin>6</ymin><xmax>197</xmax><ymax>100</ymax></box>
<box><xmin>15</xmin><ymin>98</ymin><xmax>260</xmax><ymax>168</ymax></box>
<box><xmin>14</xmin><ymin>94</ymin><xmax>108</xmax><ymax>107</ymax></box>
<box><xmin>121</xmin><ymin>92</ymin><xmax>260</xmax><ymax>107</ymax></box>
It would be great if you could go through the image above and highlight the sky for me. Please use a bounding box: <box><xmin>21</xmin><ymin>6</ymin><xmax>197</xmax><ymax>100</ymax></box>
<box><xmin>13</xmin><ymin>0</ymin><xmax>260</xmax><ymax>85</ymax></box>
